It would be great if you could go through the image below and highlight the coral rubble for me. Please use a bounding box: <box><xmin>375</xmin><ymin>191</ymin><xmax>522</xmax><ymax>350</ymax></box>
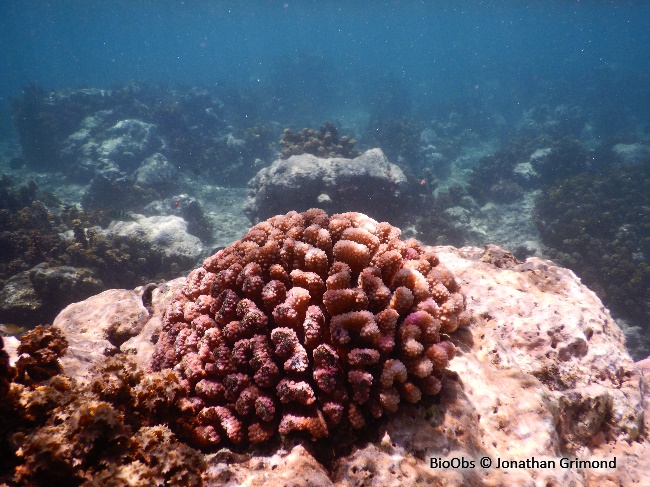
<box><xmin>152</xmin><ymin>209</ymin><xmax>469</xmax><ymax>447</ymax></box>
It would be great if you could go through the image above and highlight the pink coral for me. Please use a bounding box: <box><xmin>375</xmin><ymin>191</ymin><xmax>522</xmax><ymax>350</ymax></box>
<box><xmin>151</xmin><ymin>209</ymin><xmax>468</xmax><ymax>447</ymax></box>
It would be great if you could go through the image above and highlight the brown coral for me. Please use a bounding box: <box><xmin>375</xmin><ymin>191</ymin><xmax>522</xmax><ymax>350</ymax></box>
<box><xmin>14</xmin><ymin>325</ymin><xmax>68</xmax><ymax>385</ymax></box>
<box><xmin>151</xmin><ymin>209</ymin><xmax>469</xmax><ymax>447</ymax></box>
<box><xmin>4</xmin><ymin>354</ymin><xmax>202</xmax><ymax>485</ymax></box>
<box><xmin>279</xmin><ymin>122</ymin><xmax>360</xmax><ymax>159</ymax></box>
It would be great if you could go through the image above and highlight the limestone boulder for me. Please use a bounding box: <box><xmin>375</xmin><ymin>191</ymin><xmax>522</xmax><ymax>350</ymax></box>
<box><xmin>243</xmin><ymin>148</ymin><xmax>409</xmax><ymax>223</ymax></box>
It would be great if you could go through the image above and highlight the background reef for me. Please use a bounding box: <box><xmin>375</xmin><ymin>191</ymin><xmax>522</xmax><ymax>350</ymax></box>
<box><xmin>0</xmin><ymin>175</ymin><xmax>199</xmax><ymax>327</ymax></box>
<box><xmin>0</xmin><ymin>0</ymin><xmax>649</xmax><ymax>367</ymax></box>
<box><xmin>1</xmin><ymin>76</ymin><xmax>650</xmax><ymax>360</ymax></box>
<box><xmin>535</xmin><ymin>158</ymin><xmax>650</xmax><ymax>358</ymax></box>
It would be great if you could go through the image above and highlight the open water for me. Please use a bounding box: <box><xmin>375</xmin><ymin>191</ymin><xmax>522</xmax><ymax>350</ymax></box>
<box><xmin>1</xmin><ymin>1</ymin><xmax>649</xmax><ymax>135</ymax></box>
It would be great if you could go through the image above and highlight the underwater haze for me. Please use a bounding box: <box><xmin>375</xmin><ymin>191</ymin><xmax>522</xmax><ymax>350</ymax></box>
<box><xmin>4</xmin><ymin>2</ymin><xmax>650</xmax><ymax>483</ymax></box>
<box><xmin>1</xmin><ymin>1</ymin><xmax>650</xmax><ymax>360</ymax></box>
<box><xmin>1</xmin><ymin>1</ymin><xmax>650</xmax><ymax>134</ymax></box>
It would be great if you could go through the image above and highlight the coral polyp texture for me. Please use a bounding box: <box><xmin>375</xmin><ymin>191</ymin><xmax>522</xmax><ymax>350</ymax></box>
<box><xmin>151</xmin><ymin>209</ymin><xmax>469</xmax><ymax>447</ymax></box>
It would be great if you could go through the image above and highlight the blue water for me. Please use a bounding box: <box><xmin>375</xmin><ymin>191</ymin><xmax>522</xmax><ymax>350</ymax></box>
<box><xmin>1</xmin><ymin>1</ymin><xmax>649</xmax><ymax>135</ymax></box>
<box><xmin>1</xmin><ymin>1</ymin><xmax>650</xmax><ymax>360</ymax></box>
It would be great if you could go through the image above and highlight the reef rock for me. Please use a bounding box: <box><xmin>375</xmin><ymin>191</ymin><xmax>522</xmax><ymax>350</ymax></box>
<box><xmin>96</xmin><ymin>119</ymin><xmax>166</xmax><ymax>172</ymax></box>
<box><xmin>51</xmin><ymin>279</ymin><xmax>184</xmax><ymax>385</ymax></box>
<box><xmin>105</xmin><ymin>215</ymin><xmax>205</xmax><ymax>262</ymax></box>
<box><xmin>8</xmin><ymin>236</ymin><xmax>649</xmax><ymax>486</ymax></box>
<box><xmin>612</xmin><ymin>142</ymin><xmax>650</xmax><ymax>165</ymax></box>
<box><xmin>134</xmin><ymin>152</ymin><xmax>179</xmax><ymax>191</ymax></box>
<box><xmin>30</xmin><ymin>265</ymin><xmax>105</xmax><ymax>308</ymax></box>
<box><xmin>243</xmin><ymin>148</ymin><xmax>408</xmax><ymax>223</ymax></box>
<box><xmin>61</xmin><ymin>114</ymin><xmax>168</xmax><ymax>183</ymax></box>
<box><xmin>62</xmin><ymin>214</ymin><xmax>205</xmax><ymax>266</ymax></box>
<box><xmin>0</xmin><ymin>264</ymin><xmax>104</xmax><ymax>327</ymax></box>
<box><xmin>0</xmin><ymin>271</ymin><xmax>44</xmax><ymax>324</ymax></box>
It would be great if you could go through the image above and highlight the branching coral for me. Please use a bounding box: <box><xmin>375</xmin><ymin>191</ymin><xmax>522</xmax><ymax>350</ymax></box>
<box><xmin>152</xmin><ymin>208</ymin><xmax>469</xmax><ymax>447</ymax></box>
<box><xmin>2</xmin><ymin>349</ymin><xmax>202</xmax><ymax>485</ymax></box>
<box><xmin>13</xmin><ymin>325</ymin><xmax>68</xmax><ymax>386</ymax></box>
<box><xmin>279</xmin><ymin>122</ymin><xmax>360</xmax><ymax>159</ymax></box>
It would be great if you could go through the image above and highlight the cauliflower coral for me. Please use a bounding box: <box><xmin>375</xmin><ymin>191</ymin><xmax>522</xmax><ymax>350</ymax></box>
<box><xmin>151</xmin><ymin>209</ymin><xmax>469</xmax><ymax>447</ymax></box>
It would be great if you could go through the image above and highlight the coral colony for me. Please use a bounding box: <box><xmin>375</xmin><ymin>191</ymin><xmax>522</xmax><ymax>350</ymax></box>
<box><xmin>152</xmin><ymin>209</ymin><xmax>469</xmax><ymax>447</ymax></box>
<box><xmin>279</xmin><ymin>122</ymin><xmax>361</xmax><ymax>159</ymax></box>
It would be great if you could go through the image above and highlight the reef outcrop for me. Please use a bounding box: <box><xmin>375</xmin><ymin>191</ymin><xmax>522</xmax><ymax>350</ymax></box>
<box><xmin>2</xmin><ymin>215</ymin><xmax>649</xmax><ymax>486</ymax></box>
<box><xmin>243</xmin><ymin>149</ymin><xmax>408</xmax><ymax>223</ymax></box>
<box><xmin>0</xmin><ymin>177</ymin><xmax>207</xmax><ymax>327</ymax></box>
<box><xmin>10</xmin><ymin>82</ymin><xmax>276</xmax><ymax>188</ymax></box>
